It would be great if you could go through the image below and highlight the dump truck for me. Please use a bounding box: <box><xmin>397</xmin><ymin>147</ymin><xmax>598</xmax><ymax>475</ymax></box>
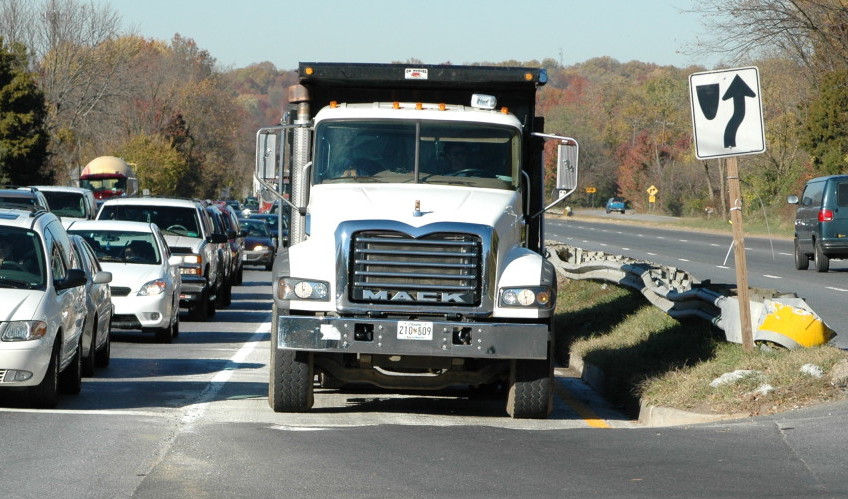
<box><xmin>255</xmin><ymin>62</ymin><xmax>578</xmax><ymax>418</ymax></box>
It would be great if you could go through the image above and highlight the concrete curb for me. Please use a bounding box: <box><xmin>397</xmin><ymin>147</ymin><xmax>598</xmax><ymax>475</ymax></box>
<box><xmin>568</xmin><ymin>353</ymin><xmax>748</xmax><ymax>427</ymax></box>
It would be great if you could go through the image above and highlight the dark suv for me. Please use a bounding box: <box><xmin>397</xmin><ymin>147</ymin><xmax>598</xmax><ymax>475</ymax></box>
<box><xmin>788</xmin><ymin>174</ymin><xmax>848</xmax><ymax>272</ymax></box>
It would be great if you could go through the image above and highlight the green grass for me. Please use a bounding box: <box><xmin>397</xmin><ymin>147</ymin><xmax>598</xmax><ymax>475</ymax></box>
<box><xmin>555</xmin><ymin>278</ymin><xmax>848</xmax><ymax>417</ymax></box>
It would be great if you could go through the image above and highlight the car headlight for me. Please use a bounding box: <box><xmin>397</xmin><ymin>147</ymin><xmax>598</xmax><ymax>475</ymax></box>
<box><xmin>278</xmin><ymin>278</ymin><xmax>330</xmax><ymax>301</ymax></box>
<box><xmin>138</xmin><ymin>279</ymin><xmax>167</xmax><ymax>296</ymax></box>
<box><xmin>253</xmin><ymin>244</ymin><xmax>269</xmax><ymax>251</ymax></box>
<box><xmin>499</xmin><ymin>286</ymin><xmax>554</xmax><ymax>308</ymax></box>
<box><xmin>1</xmin><ymin>320</ymin><xmax>48</xmax><ymax>341</ymax></box>
<box><xmin>177</xmin><ymin>254</ymin><xmax>201</xmax><ymax>264</ymax></box>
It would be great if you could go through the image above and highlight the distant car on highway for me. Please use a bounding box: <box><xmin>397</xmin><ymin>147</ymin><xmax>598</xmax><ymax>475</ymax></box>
<box><xmin>605</xmin><ymin>197</ymin><xmax>626</xmax><ymax>214</ymax></box>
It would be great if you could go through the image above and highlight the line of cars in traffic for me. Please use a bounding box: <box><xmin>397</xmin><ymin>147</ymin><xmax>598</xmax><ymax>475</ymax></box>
<box><xmin>0</xmin><ymin>185</ymin><xmax>284</xmax><ymax>408</ymax></box>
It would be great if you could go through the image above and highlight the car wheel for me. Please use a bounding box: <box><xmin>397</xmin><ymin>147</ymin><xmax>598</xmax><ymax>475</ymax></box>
<box><xmin>29</xmin><ymin>338</ymin><xmax>60</xmax><ymax>408</ymax></box>
<box><xmin>82</xmin><ymin>318</ymin><xmax>97</xmax><ymax>377</ymax></box>
<box><xmin>794</xmin><ymin>238</ymin><xmax>809</xmax><ymax>270</ymax></box>
<box><xmin>235</xmin><ymin>266</ymin><xmax>243</xmax><ymax>285</ymax></box>
<box><xmin>154</xmin><ymin>318</ymin><xmax>175</xmax><ymax>343</ymax></box>
<box><xmin>172</xmin><ymin>314</ymin><xmax>180</xmax><ymax>338</ymax></box>
<box><xmin>58</xmin><ymin>335</ymin><xmax>83</xmax><ymax>395</ymax></box>
<box><xmin>814</xmin><ymin>239</ymin><xmax>830</xmax><ymax>272</ymax></box>
<box><xmin>94</xmin><ymin>328</ymin><xmax>111</xmax><ymax>368</ymax></box>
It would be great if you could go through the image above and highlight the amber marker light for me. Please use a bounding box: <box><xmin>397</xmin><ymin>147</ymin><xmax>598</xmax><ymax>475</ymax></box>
<box><xmin>392</xmin><ymin>102</ymin><xmax>400</xmax><ymax>109</ymax></box>
<box><xmin>330</xmin><ymin>101</ymin><xmax>338</xmax><ymax>108</ymax></box>
<box><xmin>304</xmin><ymin>66</ymin><xmax>314</xmax><ymax>75</ymax></box>
<box><xmin>524</xmin><ymin>72</ymin><xmax>533</xmax><ymax>80</ymax></box>
<box><xmin>415</xmin><ymin>102</ymin><xmax>423</xmax><ymax>110</ymax></box>
<box><xmin>439</xmin><ymin>103</ymin><xmax>446</xmax><ymax>111</ymax></box>
<box><xmin>501</xmin><ymin>107</ymin><xmax>509</xmax><ymax>114</ymax></box>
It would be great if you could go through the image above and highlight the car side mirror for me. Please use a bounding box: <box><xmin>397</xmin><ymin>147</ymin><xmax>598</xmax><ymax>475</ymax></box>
<box><xmin>55</xmin><ymin>268</ymin><xmax>87</xmax><ymax>290</ymax></box>
<box><xmin>92</xmin><ymin>270</ymin><xmax>112</xmax><ymax>284</ymax></box>
<box><xmin>226</xmin><ymin>229</ymin><xmax>237</xmax><ymax>239</ymax></box>
<box><xmin>207</xmin><ymin>233</ymin><xmax>228</xmax><ymax>244</ymax></box>
<box><xmin>787</xmin><ymin>195</ymin><xmax>799</xmax><ymax>205</ymax></box>
<box><xmin>239</xmin><ymin>230</ymin><xmax>248</xmax><ymax>238</ymax></box>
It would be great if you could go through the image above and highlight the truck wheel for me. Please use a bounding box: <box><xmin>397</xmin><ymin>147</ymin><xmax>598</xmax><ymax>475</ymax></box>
<box><xmin>29</xmin><ymin>338</ymin><xmax>60</xmax><ymax>408</ymax></box>
<box><xmin>794</xmin><ymin>238</ymin><xmax>809</xmax><ymax>270</ymax></box>
<box><xmin>58</xmin><ymin>335</ymin><xmax>83</xmax><ymax>395</ymax></box>
<box><xmin>506</xmin><ymin>355</ymin><xmax>553</xmax><ymax>419</ymax></box>
<box><xmin>269</xmin><ymin>338</ymin><xmax>314</xmax><ymax>412</ymax></box>
<box><xmin>814</xmin><ymin>239</ymin><xmax>830</xmax><ymax>272</ymax></box>
<box><xmin>189</xmin><ymin>290</ymin><xmax>209</xmax><ymax>321</ymax></box>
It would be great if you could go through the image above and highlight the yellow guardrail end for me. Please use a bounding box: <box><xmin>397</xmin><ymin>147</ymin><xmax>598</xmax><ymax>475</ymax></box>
<box><xmin>757</xmin><ymin>302</ymin><xmax>836</xmax><ymax>348</ymax></box>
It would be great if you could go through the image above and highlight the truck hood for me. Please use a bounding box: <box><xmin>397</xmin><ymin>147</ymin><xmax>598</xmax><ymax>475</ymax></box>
<box><xmin>309</xmin><ymin>184</ymin><xmax>521</xmax><ymax>230</ymax></box>
<box><xmin>163</xmin><ymin>235</ymin><xmax>203</xmax><ymax>253</ymax></box>
<box><xmin>0</xmin><ymin>289</ymin><xmax>46</xmax><ymax>322</ymax></box>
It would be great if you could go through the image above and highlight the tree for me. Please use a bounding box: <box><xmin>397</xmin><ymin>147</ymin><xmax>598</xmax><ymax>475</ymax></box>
<box><xmin>0</xmin><ymin>39</ymin><xmax>50</xmax><ymax>184</ymax></box>
<box><xmin>799</xmin><ymin>67</ymin><xmax>848</xmax><ymax>175</ymax></box>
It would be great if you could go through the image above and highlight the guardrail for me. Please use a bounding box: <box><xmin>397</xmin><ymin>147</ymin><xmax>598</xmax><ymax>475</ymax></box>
<box><xmin>546</xmin><ymin>242</ymin><xmax>836</xmax><ymax>349</ymax></box>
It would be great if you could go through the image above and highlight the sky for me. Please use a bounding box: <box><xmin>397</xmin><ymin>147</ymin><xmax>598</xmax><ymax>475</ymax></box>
<box><xmin>110</xmin><ymin>0</ymin><xmax>721</xmax><ymax>71</ymax></box>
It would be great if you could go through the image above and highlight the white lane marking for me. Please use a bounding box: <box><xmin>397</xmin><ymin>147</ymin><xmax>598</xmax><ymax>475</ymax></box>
<box><xmin>762</xmin><ymin>275</ymin><xmax>782</xmax><ymax>279</ymax></box>
<box><xmin>622</xmin><ymin>247</ymin><xmax>630</xmax><ymax>251</ymax></box>
<box><xmin>778</xmin><ymin>252</ymin><xmax>792</xmax><ymax>256</ymax></box>
<box><xmin>710</xmin><ymin>243</ymin><xmax>720</xmax><ymax>247</ymax></box>
<box><xmin>679</xmin><ymin>239</ymin><xmax>688</xmax><ymax>242</ymax></box>
<box><xmin>181</xmin><ymin>321</ymin><xmax>270</xmax><ymax>427</ymax></box>
<box><xmin>716</xmin><ymin>265</ymin><xmax>730</xmax><ymax>269</ymax></box>
<box><xmin>826</xmin><ymin>286</ymin><xmax>848</xmax><ymax>292</ymax></box>
<box><xmin>646</xmin><ymin>252</ymin><xmax>657</xmax><ymax>256</ymax></box>
<box><xmin>678</xmin><ymin>258</ymin><xmax>690</xmax><ymax>262</ymax></box>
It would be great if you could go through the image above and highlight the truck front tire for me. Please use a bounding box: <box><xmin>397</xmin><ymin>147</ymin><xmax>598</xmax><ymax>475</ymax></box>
<box><xmin>506</xmin><ymin>355</ymin><xmax>554</xmax><ymax>419</ymax></box>
<box><xmin>269</xmin><ymin>336</ymin><xmax>314</xmax><ymax>412</ymax></box>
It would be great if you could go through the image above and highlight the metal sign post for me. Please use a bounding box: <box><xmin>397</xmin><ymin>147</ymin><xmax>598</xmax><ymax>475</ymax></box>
<box><xmin>689</xmin><ymin>67</ymin><xmax>766</xmax><ymax>352</ymax></box>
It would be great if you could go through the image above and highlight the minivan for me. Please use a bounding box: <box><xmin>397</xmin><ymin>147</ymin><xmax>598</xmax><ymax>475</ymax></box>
<box><xmin>787</xmin><ymin>174</ymin><xmax>848</xmax><ymax>272</ymax></box>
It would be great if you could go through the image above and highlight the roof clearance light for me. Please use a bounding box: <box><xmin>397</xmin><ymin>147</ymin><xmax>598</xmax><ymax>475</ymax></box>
<box><xmin>439</xmin><ymin>103</ymin><xmax>446</xmax><ymax>111</ymax></box>
<box><xmin>330</xmin><ymin>101</ymin><xmax>338</xmax><ymax>108</ymax></box>
<box><xmin>392</xmin><ymin>102</ymin><xmax>400</xmax><ymax>109</ymax></box>
<box><xmin>471</xmin><ymin>94</ymin><xmax>497</xmax><ymax>110</ymax></box>
<box><xmin>500</xmin><ymin>107</ymin><xmax>509</xmax><ymax>114</ymax></box>
<box><xmin>304</xmin><ymin>66</ymin><xmax>314</xmax><ymax>75</ymax></box>
<box><xmin>415</xmin><ymin>102</ymin><xmax>423</xmax><ymax>110</ymax></box>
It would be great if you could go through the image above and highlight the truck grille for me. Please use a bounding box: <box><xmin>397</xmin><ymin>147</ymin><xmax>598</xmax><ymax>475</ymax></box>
<box><xmin>350</xmin><ymin>231</ymin><xmax>482</xmax><ymax>306</ymax></box>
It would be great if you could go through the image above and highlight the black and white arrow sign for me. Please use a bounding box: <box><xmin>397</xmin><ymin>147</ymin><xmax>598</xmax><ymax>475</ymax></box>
<box><xmin>689</xmin><ymin>67</ymin><xmax>766</xmax><ymax>160</ymax></box>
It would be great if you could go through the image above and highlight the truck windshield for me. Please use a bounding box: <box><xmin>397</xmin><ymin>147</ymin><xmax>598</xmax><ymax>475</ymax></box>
<box><xmin>80</xmin><ymin>177</ymin><xmax>127</xmax><ymax>193</ymax></box>
<box><xmin>313</xmin><ymin>120</ymin><xmax>520</xmax><ymax>190</ymax></box>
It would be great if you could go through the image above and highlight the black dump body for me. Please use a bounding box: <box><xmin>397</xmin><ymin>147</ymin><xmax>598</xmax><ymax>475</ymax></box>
<box><xmin>296</xmin><ymin>62</ymin><xmax>548</xmax><ymax>251</ymax></box>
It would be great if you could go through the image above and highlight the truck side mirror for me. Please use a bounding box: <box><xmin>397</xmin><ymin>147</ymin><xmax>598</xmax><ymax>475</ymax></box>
<box><xmin>556</xmin><ymin>140</ymin><xmax>578</xmax><ymax>192</ymax></box>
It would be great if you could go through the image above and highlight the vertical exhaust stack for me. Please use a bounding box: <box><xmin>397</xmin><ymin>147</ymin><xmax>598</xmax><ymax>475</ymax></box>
<box><xmin>288</xmin><ymin>84</ymin><xmax>311</xmax><ymax>245</ymax></box>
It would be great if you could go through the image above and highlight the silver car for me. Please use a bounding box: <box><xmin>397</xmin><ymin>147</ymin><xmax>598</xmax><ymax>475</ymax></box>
<box><xmin>69</xmin><ymin>235</ymin><xmax>113</xmax><ymax>376</ymax></box>
<box><xmin>68</xmin><ymin>220</ymin><xmax>181</xmax><ymax>343</ymax></box>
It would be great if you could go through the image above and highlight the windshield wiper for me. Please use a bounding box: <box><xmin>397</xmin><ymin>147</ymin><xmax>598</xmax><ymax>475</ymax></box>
<box><xmin>0</xmin><ymin>278</ymin><xmax>35</xmax><ymax>289</ymax></box>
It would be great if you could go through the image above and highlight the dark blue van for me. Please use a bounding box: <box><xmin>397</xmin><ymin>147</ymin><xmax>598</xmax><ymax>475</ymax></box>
<box><xmin>788</xmin><ymin>175</ymin><xmax>848</xmax><ymax>272</ymax></box>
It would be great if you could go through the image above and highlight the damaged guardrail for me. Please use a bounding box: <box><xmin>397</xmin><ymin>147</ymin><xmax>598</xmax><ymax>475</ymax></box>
<box><xmin>546</xmin><ymin>242</ymin><xmax>836</xmax><ymax>349</ymax></box>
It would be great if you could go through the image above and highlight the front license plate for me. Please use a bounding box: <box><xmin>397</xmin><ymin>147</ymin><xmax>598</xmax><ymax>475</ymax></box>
<box><xmin>397</xmin><ymin>321</ymin><xmax>433</xmax><ymax>341</ymax></box>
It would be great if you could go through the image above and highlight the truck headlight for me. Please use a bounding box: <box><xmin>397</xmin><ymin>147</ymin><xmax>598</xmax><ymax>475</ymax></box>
<box><xmin>278</xmin><ymin>278</ymin><xmax>330</xmax><ymax>301</ymax></box>
<box><xmin>1</xmin><ymin>320</ymin><xmax>48</xmax><ymax>341</ymax></box>
<box><xmin>499</xmin><ymin>286</ymin><xmax>553</xmax><ymax>308</ymax></box>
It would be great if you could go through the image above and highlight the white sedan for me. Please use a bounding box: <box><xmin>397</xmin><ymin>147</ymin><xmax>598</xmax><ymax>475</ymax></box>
<box><xmin>67</xmin><ymin>220</ymin><xmax>181</xmax><ymax>343</ymax></box>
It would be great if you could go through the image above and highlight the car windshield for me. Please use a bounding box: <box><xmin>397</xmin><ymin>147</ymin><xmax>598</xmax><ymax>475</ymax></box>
<box><xmin>68</xmin><ymin>229</ymin><xmax>161</xmax><ymax>265</ymax></box>
<box><xmin>42</xmin><ymin>191</ymin><xmax>86</xmax><ymax>218</ymax></box>
<box><xmin>312</xmin><ymin>120</ymin><xmax>521</xmax><ymax>190</ymax></box>
<box><xmin>99</xmin><ymin>205</ymin><xmax>200</xmax><ymax>237</ymax></box>
<box><xmin>239</xmin><ymin>219</ymin><xmax>270</xmax><ymax>237</ymax></box>
<box><xmin>0</xmin><ymin>226</ymin><xmax>46</xmax><ymax>289</ymax></box>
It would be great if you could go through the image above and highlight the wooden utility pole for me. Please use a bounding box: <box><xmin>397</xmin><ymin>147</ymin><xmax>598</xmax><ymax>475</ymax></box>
<box><xmin>726</xmin><ymin>156</ymin><xmax>754</xmax><ymax>352</ymax></box>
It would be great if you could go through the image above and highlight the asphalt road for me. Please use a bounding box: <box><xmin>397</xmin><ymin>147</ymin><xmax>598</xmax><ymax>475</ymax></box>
<box><xmin>2</xmin><ymin>268</ymin><xmax>848</xmax><ymax>497</ymax></box>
